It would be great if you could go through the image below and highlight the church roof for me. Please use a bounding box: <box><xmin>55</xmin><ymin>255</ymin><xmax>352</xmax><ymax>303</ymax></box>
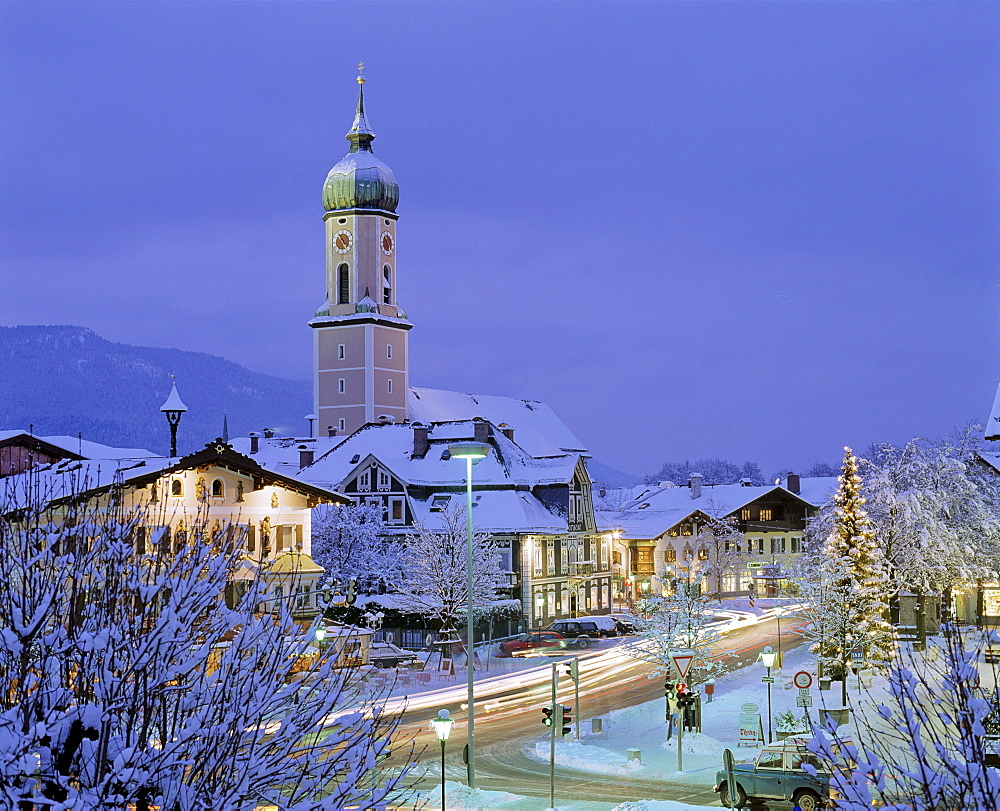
<box><xmin>322</xmin><ymin>75</ymin><xmax>399</xmax><ymax>213</ymax></box>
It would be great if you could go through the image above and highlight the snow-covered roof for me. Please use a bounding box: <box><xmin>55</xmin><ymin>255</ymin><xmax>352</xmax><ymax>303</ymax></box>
<box><xmin>987</xmin><ymin>383</ymin><xmax>1000</xmax><ymax>441</ymax></box>
<box><xmin>600</xmin><ymin>476</ymin><xmax>840</xmax><ymax>541</ymax></box>
<box><xmin>407</xmin><ymin>387</ymin><xmax>587</xmax><ymax>456</ymax></box>
<box><xmin>0</xmin><ymin>430</ymin><xmax>156</xmax><ymax>460</ymax></box>
<box><xmin>409</xmin><ymin>489</ymin><xmax>565</xmax><ymax>534</ymax></box>
<box><xmin>291</xmin><ymin>420</ymin><xmax>580</xmax><ymax>492</ymax></box>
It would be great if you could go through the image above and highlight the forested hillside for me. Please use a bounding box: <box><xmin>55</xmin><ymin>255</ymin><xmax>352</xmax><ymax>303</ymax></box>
<box><xmin>0</xmin><ymin>326</ymin><xmax>311</xmax><ymax>456</ymax></box>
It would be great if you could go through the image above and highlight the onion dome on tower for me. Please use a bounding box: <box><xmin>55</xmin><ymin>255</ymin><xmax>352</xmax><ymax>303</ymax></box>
<box><xmin>322</xmin><ymin>68</ymin><xmax>399</xmax><ymax>213</ymax></box>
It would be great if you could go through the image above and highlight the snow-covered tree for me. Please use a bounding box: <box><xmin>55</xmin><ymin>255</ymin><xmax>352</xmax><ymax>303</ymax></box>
<box><xmin>646</xmin><ymin>458</ymin><xmax>767</xmax><ymax>487</ymax></box>
<box><xmin>807</xmin><ymin>625</ymin><xmax>1000</xmax><ymax>809</ymax></box>
<box><xmin>626</xmin><ymin>574</ymin><xmax>736</xmax><ymax>689</ymax></box>
<box><xmin>0</xmin><ymin>468</ymin><xmax>411</xmax><ymax>810</ymax></box>
<box><xmin>689</xmin><ymin>506</ymin><xmax>745</xmax><ymax>599</ymax></box>
<box><xmin>810</xmin><ymin>447</ymin><xmax>894</xmax><ymax>695</ymax></box>
<box><xmin>859</xmin><ymin>429</ymin><xmax>1000</xmax><ymax>596</ymax></box>
<box><xmin>311</xmin><ymin>500</ymin><xmax>402</xmax><ymax>592</ymax></box>
<box><xmin>391</xmin><ymin>506</ymin><xmax>507</xmax><ymax>642</ymax></box>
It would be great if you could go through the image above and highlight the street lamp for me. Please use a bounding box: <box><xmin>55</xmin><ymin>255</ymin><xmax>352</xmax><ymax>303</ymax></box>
<box><xmin>772</xmin><ymin>606</ymin><xmax>788</xmax><ymax>669</ymax></box>
<box><xmin>760</xmin><ymin>645</ymin><xmax>777</xmax><ymax>743</ymax></box>
<box><xmin>159</xmin><ymin>379</ymin><xmax>188</xmax><ymax>457</ymax></box>
<box><xmin>448</xmin><ymin>439</ymin><xmax>490</xmax><ymax>790</ymax></box>
<box><xmin>431</xmin><ymin>709</ymin><xmax>454</xmax><ymax>811</ymax></box>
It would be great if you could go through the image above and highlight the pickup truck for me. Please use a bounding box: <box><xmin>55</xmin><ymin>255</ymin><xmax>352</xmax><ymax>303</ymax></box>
<box><xmin>714</xmin><ymin>738</ymin><xmax>830</xmax><ymax>810</ymax></box>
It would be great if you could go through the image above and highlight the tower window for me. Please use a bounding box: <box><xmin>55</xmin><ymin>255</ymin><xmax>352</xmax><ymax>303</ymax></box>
<box><xmin>338</xmin><ymin>218</ymin><xmax>347</xmax><ymax>224</ymax></box>
<box><xmin>338</xmin><ymin>378</ymin><xmax>345</xmax><ymax>394</ymax></box>
<box><xmin>386</xmin><ymin>344</ymin><xmax>392</xmax><ymax>359</ymax></box>
<box><xmin>382</xmin><ymin>265</ymin><xmax>392</xmax><ymax>305</ymax></box>
<box><xmin>338</xmin><ymin>344</ymin><xmax>345</xmax><ymax>360</ymax></box>
<box><xmin>338</xmin><ymin>263</ymin><xmax>350</xmax><ymax>304</ymax></box>
<box><xmin>387</xmin><ymin>379</ymin><xmax>393</xmax><ymax>394</ymax></box>
<box><xmin>338</xmin><ymin>418</ymin><xmax>346</xmax><ymax>431</ymax></box>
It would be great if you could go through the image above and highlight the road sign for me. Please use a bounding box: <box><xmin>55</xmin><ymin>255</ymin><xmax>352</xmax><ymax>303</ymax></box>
<box><xmin>793</xmin><ymin>671</ymin><xmax>813</xmax><ymax>689</ymax></box>
<box><xmin>850</xmin><ymin>646</ymin><xmax>865</xmax><ymax>665</ymax></box>
<box><xmin>796</xmin><ymin>695</ymin><xmax>813</xmax><ymax>708</ymax></box>
<box><xmin>670</xmin><ymin>650</ymin><xmax>696</xmax><ymax>679</ymax></box>
<box><xmin>738</xmin><ymin>712</ymin><xmax>764</xmax><ymax>746</ymax></box>
<box><xmin>761</xmin><ymin>676</ymin><xmax>775</xmax><ymax>683</ymax></box>
<box><xmin>798</xmin><ymin>687</ymin><xmax>810</xmax><ymax>697</ymax></box>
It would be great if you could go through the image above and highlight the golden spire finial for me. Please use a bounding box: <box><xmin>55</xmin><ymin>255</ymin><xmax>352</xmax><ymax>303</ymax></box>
<box><xmin>357</xmin><ymin>61</ymin><xmax>365</xmax><ymax>85</ymax></box>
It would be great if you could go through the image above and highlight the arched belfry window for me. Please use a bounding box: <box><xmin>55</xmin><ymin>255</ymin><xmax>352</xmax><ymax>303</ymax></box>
<box><xmin>382</xmin><ymin>265</ymin><xmax>392</xmax><ymax>305</ymax></box>
<box><xmin>338</xmin><ymin>264</ymin><xmax>350</xmax><ymax>305</ymax></box>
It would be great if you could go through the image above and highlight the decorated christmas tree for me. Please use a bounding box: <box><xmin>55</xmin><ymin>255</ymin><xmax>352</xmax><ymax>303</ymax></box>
<box><xmin>815</xmin><ymin>447</ymin><xmax>894</xmax><ymax>697</ymax></box>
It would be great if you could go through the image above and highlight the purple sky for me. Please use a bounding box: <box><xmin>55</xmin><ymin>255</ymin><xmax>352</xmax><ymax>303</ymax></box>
<box><xmin>2</xmin><ymin>2</ymin><xmax>998</xmax><ymax>477</ymax></box>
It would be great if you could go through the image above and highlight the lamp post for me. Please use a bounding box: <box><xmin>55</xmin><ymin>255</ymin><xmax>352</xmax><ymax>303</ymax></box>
<box><xmin>760</xmin><ymin>645</ymin><xmax>777</xmax><ymax>743</ymax></box>
<box><xmin>159</xmin><ymin>379</ymin><xmax>188</xmax><ymax>457</ymax></box>
<box><xmin>431</xmin><ymin>709</ymin><xmax>454</xmax><ymax>811</ymax></box>
<box><xmin>448</xmin><ymin>440</ymin><xmax>490</xmax><ymax>790</ymax></box>
<box><xmin>773</xmin><ymin>605</ymin><xmax>788</xmax><ymax>669</ymax></box>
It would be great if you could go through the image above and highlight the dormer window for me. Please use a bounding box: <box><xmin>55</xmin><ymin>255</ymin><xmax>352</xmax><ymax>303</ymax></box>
<box><xmin>430</xmin><ymin>495</ymin><xmax>451</xmax><ymax>512</ymax></box>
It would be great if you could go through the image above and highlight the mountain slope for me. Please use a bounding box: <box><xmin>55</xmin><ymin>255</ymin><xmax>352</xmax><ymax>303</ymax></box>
<box><xmin>0</xmin><ymin>325</ymin><xmax>311</xmax><ymax>456</ymax></box>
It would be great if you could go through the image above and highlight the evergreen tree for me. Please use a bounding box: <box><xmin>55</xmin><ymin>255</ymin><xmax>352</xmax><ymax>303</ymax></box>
<box><xmin>814</xmin><ymin>447</ymin><xmax>894</xmax><ymax>696</ymax></box>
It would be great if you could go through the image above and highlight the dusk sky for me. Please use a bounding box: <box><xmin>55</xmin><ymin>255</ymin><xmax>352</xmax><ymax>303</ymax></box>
<box><xmin>2</xmin><ymin>2</ymin><xmax>998</xmax><ymax>477</ymax></box>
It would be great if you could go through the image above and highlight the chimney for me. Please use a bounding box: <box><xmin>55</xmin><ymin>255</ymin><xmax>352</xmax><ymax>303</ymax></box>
<box><xmin>786</xmin><ymin>472</ymin><xmax>800</xmax><ymax>495</ymax></box>
<box><xmin>689</xmin><ymin>471</ymin><xmax>703</xmax><ymax>499</ymax></box>
<box><xmin>305</xmin><ymin>414</ymin><xmax>318</xmax><ymax>438</ymax></box>
<box><xmin>378</xmin><ymin>414</ymin><xmax>394</xmax><ymax>425</ymax></box>
<box><xmin>326</xmin><ymin>425</ymin><xmax>338</xmax><ymax>438</ymax></box>
<box><xmin>249</xmin><ymin>432</ymin><xmax>260</xmax><ymax>454</ymax></box>
<box><xmin>298</xmin><ymin>444</ymin><xmax>315</xmax><ymax>468</ymax></box>
<box><xmin>412</xmin><ymin>423</ymin><xmax>430</xmax><ymax>459</ymax></box>
<box><xmin>473</xmin><ymin>416</ymin><xmax>489</xmax><ymax>444</ymax></box>
<box><xmin>499</xmin><ymin>423</ymin><xmax>515</xmax><ymax>442</ymax></box>
<box><xmin>263</xmin><ymin>428</ymin><xmax>275</xmax><ymax>439</ymax></box>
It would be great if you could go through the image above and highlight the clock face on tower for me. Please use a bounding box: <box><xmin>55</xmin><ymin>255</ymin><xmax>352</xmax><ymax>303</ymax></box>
<box><xmin>381</xmin><ymin>231</ymin><xmax>394</xmax><ymax>255</ymax></box>
<box><xmin>333</xmin><ymin>230</ymin><xmax>353</xmax><ymax>254</ymax></box>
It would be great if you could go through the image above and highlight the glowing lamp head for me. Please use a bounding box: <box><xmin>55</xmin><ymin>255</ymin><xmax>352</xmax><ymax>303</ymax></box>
<box><xmin>760</xmin><ymin>645</ymin><xmax>777</xmax><ymax>668</ymax></box>
<box><xmin>448</xmin><ymin>441</ymin><xmax>490</xmax><ymax>460</ymax></box>
<box><xmin>431</xmin><ymin>709</ymin><xmax>454</xmax><ymax>742</ymax></box>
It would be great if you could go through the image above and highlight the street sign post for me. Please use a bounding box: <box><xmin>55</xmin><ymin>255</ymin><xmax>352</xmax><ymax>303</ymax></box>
<box><xmin>796</xmin><ymin>695</ymin><xmax>813</xmax><ymax>708</ymax></box>
<box><xmin>793</xmin><ymin>671</ymin><xmax>814</xmax><ymax>690</ymax></box>
<box><xmin>670</xmin><ymin>650</ymin><xmax>696</xmax><ymax>680</ymax></box>
<box><xmin>723</xmin><ymin>748</ymin><xmax>737</xmax><ymax>810</ymax></box>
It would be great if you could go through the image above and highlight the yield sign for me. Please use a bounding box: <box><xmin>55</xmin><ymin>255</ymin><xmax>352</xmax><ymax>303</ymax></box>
<box><xmin>670</xmin><ymin>649</ymin><xmax>695</xmax><ymax>679</ymax></box>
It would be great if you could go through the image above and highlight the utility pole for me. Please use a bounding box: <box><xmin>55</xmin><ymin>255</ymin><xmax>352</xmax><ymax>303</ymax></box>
<box><xmin>549</xmin><ymin>662</ymin><xmax>557</xmax><ymax>810</ymax></box>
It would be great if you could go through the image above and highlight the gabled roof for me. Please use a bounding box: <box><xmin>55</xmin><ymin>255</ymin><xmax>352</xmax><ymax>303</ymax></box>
<box><xmin>3</xmin><ymin>440</ymin><xmax>349</xmax><ymax>510</ymax></box>
<box><xmin>987</xmin><ymin>383</ymin><xmax>1000</xmax><ymax>441</ymax></box>
<box><xmin>0</xmin><ymin>431</ymin><xmax>156</xmax><ymax>461</ymax></box>
<box><xmin>407</xmin><ymin>387</ymin><xmax>587</xmax><ymax>456</ymax></box>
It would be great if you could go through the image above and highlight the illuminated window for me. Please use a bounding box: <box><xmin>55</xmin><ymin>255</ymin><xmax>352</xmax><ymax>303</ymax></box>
<box><xmin>760</xmin><ymin>508</ymin><xmax>773</xmax><ymax>521</ymax></box>
<box><xmin>698</xmin><ymin>548</ymin><xmax>709</xmax><ymax>560</ymax></box>
<box><xmin>338</xmin><ymin>264</ymin><xmax>350</xmax><ymax>304</ymax></box>
<box><xmin>741</xmin><ymin>508</ymin><xmax>752</xmax><ymax>521</ymax></box>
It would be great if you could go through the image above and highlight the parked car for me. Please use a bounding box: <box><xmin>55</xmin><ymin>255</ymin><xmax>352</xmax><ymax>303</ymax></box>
<box><xmin>573</xmin><ymin>615</ymin><xmax>619</xmax><ymax>636</ymax></box>
<box><xmin>368</xmin><ymin>641</ymin><xmax>420</xmax><ymax>668</ymax></box>
<box><xmin>496</xmin><ymin>631</ymin><xmax>568</xmax><ymax>657</ymax></box>
<box><xmin>713</xmin><ymin>738</ymin><xmax>831</xmax><ymax>810</ymax></box>
<box><xmin>545</xmin><ymin>620</ymin><xmax>606</xmax><ymax>647</ymax></box>
<box><xmin>609</xmin><ymin>613</ymin><xmax>640</xmax><ymax>634</ymax></box>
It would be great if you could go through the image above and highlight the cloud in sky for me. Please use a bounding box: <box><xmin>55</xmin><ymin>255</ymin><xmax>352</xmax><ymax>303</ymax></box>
<box><xmin>1</xmin><ymin>2</ymin><xmax>998</xmax><ymax>476</ymax></box>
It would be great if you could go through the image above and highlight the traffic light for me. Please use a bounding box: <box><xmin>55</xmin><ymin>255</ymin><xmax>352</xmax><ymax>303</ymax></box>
<box><xmin>558</xmin><ymin>705</ymin><xmax>573</xmax><ymax>736</ymax></box>
<box><xmin>664</xmin><ymin>679</ymin><xmax>674</xmax><ymax>697</ymax></box>
<box><xmin>542</xmin><ymin>706</ymin><xmax>554</xmax><ymax>727</ymax></box>
<box><xmin>565</xmin><ymin>658</ymin><xmax>579</xmax><ymax>683</ymax></box>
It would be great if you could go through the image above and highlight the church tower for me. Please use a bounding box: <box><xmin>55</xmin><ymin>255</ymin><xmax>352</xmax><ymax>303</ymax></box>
<box><xmin>310</xmin><ymin>68</ymin><xmax>411</xmax><ymax>436</ymax></box>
